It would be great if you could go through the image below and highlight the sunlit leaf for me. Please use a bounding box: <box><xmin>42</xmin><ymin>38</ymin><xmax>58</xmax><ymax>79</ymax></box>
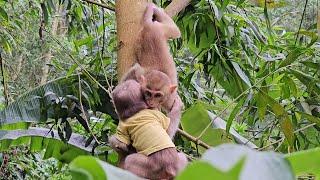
<box><xmin>285</xmin><ymin>148</ymin><xmax>320</xmax><ymax>177</ymax></box>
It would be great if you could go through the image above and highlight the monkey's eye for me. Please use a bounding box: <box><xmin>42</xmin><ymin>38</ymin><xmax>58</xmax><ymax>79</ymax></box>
<box><xmin>154</xmin><ymin>93</ymin><xmax>163</xmax><ymax>98</ymax></box>
<box><xmin>145</xmin><ymin>91</ymin><xmax>152</xmax><ymax>98</ymax></box>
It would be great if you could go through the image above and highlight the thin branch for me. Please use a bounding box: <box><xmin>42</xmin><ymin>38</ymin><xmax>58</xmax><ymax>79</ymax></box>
<box><xmin>258</xmin><ymin>123</ymin><xmax>317</xmax><ymax>151</ymax></box>
<box><xmin>165</xmin><ymin>0</ymin><xmax>191</xmax><ymax>17</ymax></box>
<box><xmin>177</xmin><ymin>129</ymin><xmax>211</xmax><ymax>149</ymax></box>
<box><xmin>82</xmin><ymin>0</ymin><xmax>115</xmax><ymax>11</ymax></box>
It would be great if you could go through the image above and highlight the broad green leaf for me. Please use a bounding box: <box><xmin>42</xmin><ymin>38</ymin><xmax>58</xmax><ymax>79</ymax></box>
<box><xmin>0</xmin><ymin>128</ymin><xmax>92</xmax><ymax>163</ymax></box>
<box><xmin>0</xmin><ymin>75</ymin><xmax>116</xmax><ymax>129</ymax></box>
<box><xmin>181</xmin><ymin>102</ymin><xmax>233</xmax><ymax>151</ymax></box>
<box><xmin>70</xmin><ymin>156</ymin><xmax>140</xmax><ymax>180</ymax></box>
<box><xmin>176</xmin><ymin>161</ymin><xmax>223</xmax><ymax>180</ymax></box>
<box><xmin>285</xmin><ymin>148</ymin><xmax>320</xmax><ymax>177</ymax></box>
<box><xmin>202</xmin><ymin>144</ymin><xmax>295</xmax><ymax>180</ymax></box>
<box><xmin>176</xmin><ymin>160</ymin><xmax>243</xmax><ymax>180</ymax></box>
<box><xmin>258</xmin><ymin>90</ymin><xmax>294</xmax><ymax>146</ymax></box>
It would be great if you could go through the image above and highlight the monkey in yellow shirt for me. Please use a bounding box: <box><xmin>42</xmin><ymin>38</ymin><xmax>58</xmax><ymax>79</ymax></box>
<box><xmin>109</xmin><ymin>80</ymin><xmax>187</xmax><ymax>179</ymax></box>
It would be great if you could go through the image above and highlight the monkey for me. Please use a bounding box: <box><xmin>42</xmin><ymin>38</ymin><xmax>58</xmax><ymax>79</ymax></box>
<box><xmin>109</xmin><ymin>79</ymin><xmax>187</xmax><ymax>179</ymax></box>
<box><xmin>121</xmin><ymin>63</ymin><xmax>183</xmax><ymax>138</ymax></box>
<box><xmin>135</xmin><ymin>3</ymin><xmax>180</xmax><ymax>86</ymax></box>
<box><xmin>120</xmin><ymin>3</ymin><xmax>183</xmax><ymax>138</ymax></box>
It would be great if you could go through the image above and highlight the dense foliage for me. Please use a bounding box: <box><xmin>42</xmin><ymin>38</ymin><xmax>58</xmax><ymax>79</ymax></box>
<box><xmin>0</xmin><ymin>0</ymin><xmax>319</xmax><ymax>179</ymax></box>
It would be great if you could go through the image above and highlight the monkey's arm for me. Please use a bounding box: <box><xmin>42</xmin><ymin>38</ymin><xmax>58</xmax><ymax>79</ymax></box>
<box><xmin>143</xmin><ymin>3</ymin><xmax>180</xmax><ymax>39</ymax></box>
<box><xmin>108</xmin><ymin>135</ymin><xmax>131</xmax><ymax>155</ymax></box>
<box><xmin>167</xmin><ymin>95</ymin><xmax>184</xmax><ymax>139</ymax></box>
<box><xmin>120</xmin><ymin>63</ymin><xmax>145</xmax><ymax>83</ymax></box>
<box><xmin>153</xmin><ymin>5</ymin><xmax>181</xmax><ymax>39</ymax></box>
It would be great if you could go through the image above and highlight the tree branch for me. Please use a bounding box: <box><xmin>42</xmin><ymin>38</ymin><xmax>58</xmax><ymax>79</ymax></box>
<box><xmin>164</xmin><ymin>0</ymin><xmax>191</xmax><ymax>17</ymax></box>
<box><xmin>82</xmin><ymin>0</ymin><xmax>115</xmax><ymax>11</ymax></box>
<box><xmin>177</xmin><ymin>129</ymin><xmax>211</xmax><ymax>149</ymax></box>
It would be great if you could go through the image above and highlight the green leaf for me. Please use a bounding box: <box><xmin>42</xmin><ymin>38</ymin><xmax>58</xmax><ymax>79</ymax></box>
<box><xmin>70</xmin><ymin>156</ymin><xmax>140</xmax><ymax>180</ymax></box>
<box><xmin>279</xmin><ymin>49</ymin><xmax>303</xmax><ymax>68</ymax></box>
<box><xmin>285</xmin><ymin>148</ymin><xmax>320</xmax><ymax>177</ymax></box>
<box><xmin>0</xmin><ymin>6</ymin><xmax>8</xmax><ymax>21</ymax></box>
<box><xmin>258</xmin><ymin>90</ymin><xmax>295</xmax><ymax>146</ymax></box>
<box><xmin>181</xmin><ymin>102</ymin><xmax>232</xmax><ymax>152</ymax></box>
<box><xmin>226</xmin><ymin>97</ymin><xmax>245</xmax><ymax>133</ymax></box>
<box><xmin>176</xmin><ymin>161</ymin><xmax>230</xmax><ymax>180</ymax></box>
<box><xmin>255</xmin><ymin>92</ymin><xmax>267</xmax><ymax>120</ymax></box>
<box><xmin>296</xmin><ymin>112</ymin><xmax>320</xmax><ymax>126</ymax></box>
<box><xmin>290</xmin><ymin>69</ymin><xmax>320</xmax><ymax>94</ymax></box>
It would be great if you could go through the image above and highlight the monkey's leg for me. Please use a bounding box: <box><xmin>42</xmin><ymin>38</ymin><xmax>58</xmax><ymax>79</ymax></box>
<box><xmin>176</xmin><ymin>152</ymin><xmax>188</xmax><ymax>173</ymax></box>
<box><xmin>124</xmin><ymin>153</ymin><xmax>152</xmax><ymax>178</ymax></box>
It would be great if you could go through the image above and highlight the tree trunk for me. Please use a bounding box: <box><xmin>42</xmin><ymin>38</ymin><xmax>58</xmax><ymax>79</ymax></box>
<box><xmin>40</xmin><ymin>5</ymin><xmax>64</xmax><ymax>85</ymax></box>
<box><xmin>116</xmin><ymin>0</ymin><xmax>191</xmax><ymax>79</ymax></box>
<box><xmin>116</xmin><ymin>0</ymin><xmax>151</xmax><ymax>79</ymax></box>
<box><xmin>317</xmin><ymin>9</ymin><xmax>320</xmax><ymax>36</ymax></box>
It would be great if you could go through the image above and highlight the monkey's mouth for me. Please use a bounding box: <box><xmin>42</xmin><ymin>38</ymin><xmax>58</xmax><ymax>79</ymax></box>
<box><xmin>146</xmin><ymin>101</ymin><xmax>157</xmax><ymax>108</ymax></box>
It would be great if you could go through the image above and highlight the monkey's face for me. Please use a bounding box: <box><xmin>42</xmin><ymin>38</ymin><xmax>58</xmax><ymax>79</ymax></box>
<box><xmin>142</xmin><ymin>88</ymin><xmax>165</xmax><ymax>108</ymax></box>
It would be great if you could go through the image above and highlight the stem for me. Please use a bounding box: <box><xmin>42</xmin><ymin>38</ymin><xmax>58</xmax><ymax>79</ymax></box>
<box><xmin>294</xmin><ymin>0</ymin><xmax>308</xmax><ymax>45</ymax></box>
<box><xmin>177</xmin><ymin>129</ymin><xmax>211</xmax><ymax>149</ymax></box>
<box><xmin>82</xmin><ymin>0</ymin><xmax>115</xmax><ymax>11</ymax></box>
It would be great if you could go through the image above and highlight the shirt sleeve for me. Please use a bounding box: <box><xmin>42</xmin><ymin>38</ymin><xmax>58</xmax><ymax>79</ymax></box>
<box><xmin>157</xmin><ymin>112</ymin><xmax>170</xmax><ymax>130</ymax></box>
<box><xmin>115</xmin><ymin>122</ymin><xmax>131</xmax><ymax>145</ymax></box>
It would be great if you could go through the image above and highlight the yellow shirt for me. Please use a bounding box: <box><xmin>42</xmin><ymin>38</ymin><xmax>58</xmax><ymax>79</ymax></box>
<box><xmin>115</xmin><ymin>109</ymin><xmax>175</xmax><ymax>156</ymax></box>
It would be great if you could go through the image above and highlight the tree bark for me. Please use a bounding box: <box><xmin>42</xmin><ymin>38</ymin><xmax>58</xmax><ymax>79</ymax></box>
<box><xmin>116</xmin><ymin>0</ymin><xmax>151</xmax><ymax>79</ymax></box>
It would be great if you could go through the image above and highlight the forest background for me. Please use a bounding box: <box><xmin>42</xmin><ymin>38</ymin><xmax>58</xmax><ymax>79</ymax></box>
<box><xmin>0</xmin><ymin>0</ymin><xmax>319</xmax><ymax>179</ymax></box>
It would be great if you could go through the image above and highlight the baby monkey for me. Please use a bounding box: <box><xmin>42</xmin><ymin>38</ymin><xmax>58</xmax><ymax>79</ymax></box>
<box><xmin>121</xmin><ymin>64</ymin><xmax>183</xmax><ymax>138</ymax></box>
<box><xmin>109</xmin><ymin>79</ymin><xmax>187</xmax><ymax>179</ymax></box>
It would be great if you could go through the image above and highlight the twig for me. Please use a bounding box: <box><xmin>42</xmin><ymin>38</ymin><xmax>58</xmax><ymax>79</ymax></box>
<box><xmin>294</xmin><ymin>0</ymin><xmax>309</xmax><ymax>45</ymax></box>
<box><xmin>258</xmin><ymin>123</ymin><xmax>317</xmax><ymax>151</ymax></box>
<box><xmin>78</xmin><ymin>74</ymin><xmax>101</xmax><ymax>144</ymax></box>
<box><xmin>177</xmin><ymin>129</ymin><xmax>211</xmax><ymax>149</ymax></box>
<box><xmin>82</xmin><ymin>0</ymin><xmax>115</xmax><ymax>11</ymax></box>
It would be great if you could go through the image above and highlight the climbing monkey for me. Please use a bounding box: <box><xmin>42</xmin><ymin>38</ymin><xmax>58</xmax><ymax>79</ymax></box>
<box><xmin>109</xmin><ymin>79</ymin><xmax>187</xmax><ymax>179</ymax></box>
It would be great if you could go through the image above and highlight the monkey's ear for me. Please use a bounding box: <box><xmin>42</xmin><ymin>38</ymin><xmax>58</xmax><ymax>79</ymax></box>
<box><xmin>169</xmin><ymin>85</ymin><xmax>177</xmax><ymax>93</ymax></box>
<box><xmin>137</xmin><ymin>75</ymin><xmax>146</xmax><ymax>85</ymax></box>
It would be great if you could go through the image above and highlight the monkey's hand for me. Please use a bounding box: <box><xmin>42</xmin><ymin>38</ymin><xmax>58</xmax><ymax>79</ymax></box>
<box><xmin>108</xmin><ymin>135</ymin><xmax>131</xmax><ymax>155</ymax></box>
<box><xmin>144</xmin><ymin>3</ymin><xmax>181</xmax><ymax>39</ymax></box>
<box><xmin>167</xmin><ymin>95</ymin><xmax>184</xmax><ymax>139</ymax></box>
